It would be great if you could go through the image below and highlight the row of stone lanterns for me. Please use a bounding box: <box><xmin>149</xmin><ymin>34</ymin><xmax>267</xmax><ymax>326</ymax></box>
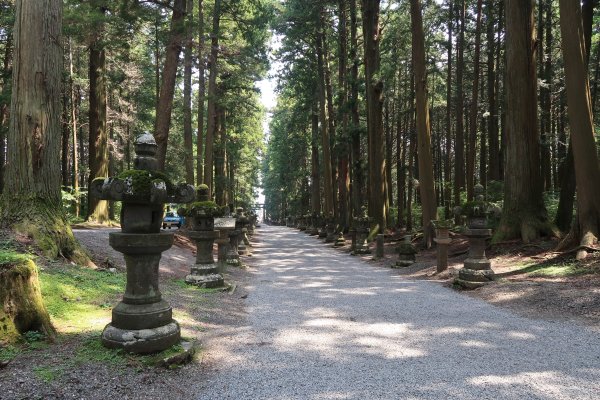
<box><xmin>285</xmin><ymin>183</ymin><xmax>495</xmax><ymax>289</ymax></box>
<box><xmin>91</xmin><ymin>133</ymin><xmax>256</xmax><ymax>354</ymax></box>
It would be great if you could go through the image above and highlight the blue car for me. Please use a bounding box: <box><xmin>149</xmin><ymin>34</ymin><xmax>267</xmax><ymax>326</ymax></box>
<box><xmin>162</xmin><ymin>212</ymin><xmax>184</xmax><ymax>229</ymax></box>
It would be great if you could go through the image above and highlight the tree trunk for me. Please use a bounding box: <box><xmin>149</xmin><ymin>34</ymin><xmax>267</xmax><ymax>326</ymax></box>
<box><xmin>410</xmin><ymin>0</ymin><xmax>438</xmax><ymax>247</ymax></box>
<box><xmin>154</xmin><ymin>0</ymin><xmax>186</xmax><ymax>171</ymax></box>
<box><xmin>486</xmin><ymin>0</ymin><xmax>500</xmax><ymax>183</ymax></box>
<box><xmin>316</xmin><ymin>17</ymin><xmax>334</xmax><ymax>216</ymax></box>
<box><xmin>196</xmin><ymin>0</ymin><xmax>206</xmax><ymax>186</ymax></box>
<box><xmin>362</xmin><ymin>0</ymin><xmax>386</xmax><ymax>232</ymax></box>
<box><xmin>0</xmin><ymin>30</ymin><xmax>13</xmax><ymax>194</ymax></box>
<box><xmin>183</xmin><ymin>0</ymin><xmax>194</xmax><ymax>184</ymax></box>
<box><xmin>203</xmin><ymin>0</ymin><xmax>221</xmax><ymax>196</ymax></box>
<box><xmin>87</xmin><ymin>28</ymin><xmax>109</xmax><ymax>223</ymax></box>
<box><xmin>558</xmin><ymin>0</ymin><xmax>600</xmax><ymax>259</ymax></box>
<box><xmin>337</xmin><ymin>0</ymin><xmax>350</xmax><ymax>229</ymax></box>
<box><xmin>1</xmin><ymin>0</ymin><xmax>88</xmax><ymax>262</ymax></box>
<box><xmin>349</xmin><ymin>0</ymin><xmax>362</xmax><ymax>220</ymax></box>
<box><xmin>454</xmin><ymin>0</ymin><xmax>465</xmax><ymax>205</ymax></box>
<box><xmin>311</xmin><ymin>105</ymin><xmax>321</xmax><ymax>214</ymax></box>
<box><xmin>495</xmin><ymin>0</ymin><xmax>549</xmax><ymax>243</ymax></box>
<box><xmin>445</xmin><ymin>0</ymin><xmax>453</xmax><ymax>215</ymax></box>
<box><xmin>68</xmin><ymin>39</ymin><xmax>80</xmax><ymax>218</ymax></box>
<box><xmin>466</xmin><ymin>0</ymin><xmax>483</xmax><ymax>200</ymax></box>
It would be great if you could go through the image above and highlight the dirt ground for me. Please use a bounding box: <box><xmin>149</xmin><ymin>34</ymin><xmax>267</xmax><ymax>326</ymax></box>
<box><xmin>337</xmin><ymin>231</ymin><xmax>600</xmax><ymax>333</ymax></box>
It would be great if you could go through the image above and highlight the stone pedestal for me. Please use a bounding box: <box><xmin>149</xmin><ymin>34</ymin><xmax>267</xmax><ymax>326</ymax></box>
<box><xmin>334</xmin><ymin>231</ymin><xmax>346</xmax><ymax>247</ymax></box>
<box><xmin>394</xmin><ymin>235</ymin><xmax>416</xmax><ymax>268</ymax></box>
<box><xmin>457</xmin><ymin>228</ymin><xmax>494</xmax><ymax>289</ymax></box>
<box><xmin>434</xmin><ymin>237</ymin><xmax>451</xmax><ymax>273</ymax></box>
<box><xmin>185</xmin><ymin>230</ymin><xmax>224</xmax><ymax>288</ymax></box>
<box><xmin>353</xmin><ymin>229</ymin><xmax>371</xmax><ymax>255</ymax></box>
<box><xmin>227</xmin><ymin>230</ymin><xmax>242</xmax><ymax>266</ymax></box>
<box><xmin>374</xmin><ymin>234</ymin><xmax>384</xmax><ymax>259</ymax></box>
<box><xmin>325</xmin><ymin>222</ymin><xmax>337</xmax><ymax>243</ymax></box>
<box><xmin>102</xmin><ymin>232</ymin><xmax>180</xmax><ymax>354</ymax></box>
<box><xmin>215</xmin><ymin>234</ymin><xmax>230</xmax><ymax>274</ymax></box>
<box><xmin>238</xmin><ymin>228</ymin><xmax>249</xmax><ymax>256</ymax></box>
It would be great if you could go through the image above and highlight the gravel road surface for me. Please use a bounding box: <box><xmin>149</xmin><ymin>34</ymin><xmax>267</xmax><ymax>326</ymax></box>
<box><xmin>195</xmin><ymin>225</ymin><xmax>600</xmax><ymax>400</ymax></box>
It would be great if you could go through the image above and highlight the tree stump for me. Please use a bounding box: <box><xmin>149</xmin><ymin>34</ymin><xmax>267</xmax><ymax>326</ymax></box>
<box><xmin>0</xmin><ymin>257</ymin><xmax>54</xmax><ymax>343</ymax></box>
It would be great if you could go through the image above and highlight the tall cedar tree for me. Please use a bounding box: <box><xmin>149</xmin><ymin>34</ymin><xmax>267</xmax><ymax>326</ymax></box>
<box><xmin>410</xmin><ymin>0</ymin><xmax>437</xmax><ymax>246</ymax></box>
<box><xmin>558</xmin><ymin>0</ymin><xmax>600</xmax><ymax>259</ymax></box>
<box><xmin>495</xmin><ymin>0</ymin><xmax>550</xmax><ymax>242</ymax></box>
<box><xmin>362</xmin><ymin>0</ymin><xmax>386</xmax><ymax>232</ymax></box>
<box><xmin>1</xmin><ymin>0</ymin><xmax>87</xmax><ymax>262</ymax></box>
<box><xmin>154</xmin><ymin>0</ymin><xmax>186</xmax><ymax>171</ymax></box>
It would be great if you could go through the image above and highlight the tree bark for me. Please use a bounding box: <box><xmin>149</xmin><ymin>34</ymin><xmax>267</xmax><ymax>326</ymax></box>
<box><xmin>349</xmin><ymin>0</ymin><xmax>362</xmax><ymax>220</ymax></box>
<box><xmin>87</xmin><ymin>27</ymin><xmax>109</xmax><ymax>223</ymax></box>
<box><xmin>362</xmin><ymin>0</ymin><xmax>386</xmax><ymax>232</ymax></box>
<box><xmin>154</xmin><ymin>0</ymin><xmax>186</xmax><ymax>171</ymax></box>
<box><xmin>445</xmin><ymin>0</ymin><xmax>453</xmax><ymax>215</ymax></box>
<box><xmin>2</xmin><ymin>0</ymin><xmax>88</xmax><ymax>263</ymax></box>
<box><xmin>183</xmin><ymin>0</ymin><xmax>194</xmax><ymax>184</ymax></box>
<box><xmin>495</xmin><ymin>0</ymin><xmax>549</xmax><ymax>243</ymax></box>
<box><xmin>311</xmin><ymin>104</ymin><xmax>321</xmax><ymax>214</ymax></box>
<box><xmin>410</xmin><ymin>0</ymin><xmax>438</xmax><ymax>247</ymax></box>
<box><xmin>68</xmin><ymin>38</ymin><xmax>80</xmax><ymax>217</ymax></box>
<box><xmin>558</xmin><ymin>0</ymin><xmax>600</xmax><ymax>259</ymax></box>
<box><xmin>316</xmin><ymin>15</ymin><xmax>334</xmax><ymax>216</ymax></box>
<box><xmin>486</xmin><ymin>0</ymin><xmax>500</xmax><ymax>183</ymax></box>
<box><xmin>454</xmin><ymin>0</ymin><xmax>465</xmax><ymax>205</ymax></box>
<box><xmin>196</xmin><ymin>0</ymin><xmax>206</xmax><ymax>185</ymax></box>
<box><xmin>466</xmin><ymin>0</ymin><xmax>483</xmax><ymax>200</ymax></box>
<box><xmin>203</xmin><ymin>0</ymin><xmax>221</xmax><ymax>196</ymax></box>
<box><xmin>337</xmin><ymin>0</ymin><xmax>350</xmax><ymax>229</ymax></box>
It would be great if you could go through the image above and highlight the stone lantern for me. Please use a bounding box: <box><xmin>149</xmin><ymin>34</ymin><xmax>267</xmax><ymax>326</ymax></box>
<box><xmin>395</xmin><ymin>234</ymin><xmax>417</xmax><ymax>268</ymax></box>
<box><xmin>308</xmin><ymin>212</ymin><xmax>319</xmax><ymax>236</ymax></box>
<box><xmin>352</xmin><ymin>206</ymin><xmax>372</xmax><ymax>255</ymax></box>
<box><xmin>213</xmin><ymin>206</ymin><xmax>236</xmax><ymax>273</ymax></box>
<box><xmin>90</xmin><ymin>133</ymin><xmax>195</xmax><ymax>354</ymax></box>
<box><xmin>325</xmin><ymin>213</ymin><xmax>337</xmax><ymax>243</ymax></box>
<box><xmin>456</xmin><ymin>183</ymin><xmax>495</xmax><ymax>288</ymax></box>
<box><xmin>298</xmin><ymin>215</ymin><xmax>307</xmax><ymax>231</ymax></box>
<box><xmin>181</xmin><ymin>185</ymin><xmax>225</xmax><ymax>288</ymax></box>
<box><xmin>236</xmin><ymin>207</ymin><xmax>249</xmax><ymax>256</ymax></box>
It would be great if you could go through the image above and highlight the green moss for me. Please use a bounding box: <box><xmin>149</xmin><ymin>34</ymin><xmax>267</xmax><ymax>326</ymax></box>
<box><xmin>185</xmin><ymin>201</ymin><xmax>223</xmax><ymax>217</ymax></box>
<box><xmin>39</xmin><ymin>265</ymin><xmax>125</xmax><ymax>333</ymax></box>
<box><xmin>197</xmin><ymin>184</ymin><xmax>209</xmax><ymax>191</ymax></box>
<box><xmin>0</xmin><ymin>344</ymin><xmax>19</xmax><ymax>361</ymax></box>
<box><xmin>118</xmin><ymin>170</ymin><xmax>174</xmax><ymax>199</ymax></box>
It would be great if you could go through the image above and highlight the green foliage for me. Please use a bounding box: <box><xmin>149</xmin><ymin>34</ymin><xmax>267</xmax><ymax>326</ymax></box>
<box><xmin>0</xmin><ymin>250</ymin><xmax>32</xmax><ymax>268</ymax></box>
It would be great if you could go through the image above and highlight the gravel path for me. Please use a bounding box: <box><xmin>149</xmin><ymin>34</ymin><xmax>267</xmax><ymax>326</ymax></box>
<box><xmin>195</xmin><ymin>225</ymin><xmax>600</xmax><ymax>400</ymax></box>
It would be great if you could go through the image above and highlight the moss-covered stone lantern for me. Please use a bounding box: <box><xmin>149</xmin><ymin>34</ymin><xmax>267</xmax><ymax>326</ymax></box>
<box><xmin>352</xmin><ymin>206</ymin><xmax>372</xmax><ymax>255</ymax></box>
<box><xmin>181</xmin><ymin>185</ymin><xmax>225</xmax><ymax>288</ymax></box>
<box><xmin>456</xmin><ymin>183</ymin><xmax>495</xmax><ymax>288</ymax></box>
<box><xmin>90</xmin><ymin>133</ymin><xmax>195</xmax><ymax>354</ymax></box>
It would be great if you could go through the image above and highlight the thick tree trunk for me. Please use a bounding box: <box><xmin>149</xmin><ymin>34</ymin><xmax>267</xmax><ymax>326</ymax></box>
<box><xmin>311</xmin><ymin>105</ymin><xmax>321</xmax><ymax>214</ymax></box>
<box><xmin>204</xmin><ymin>0</ymin><xmax>221</xmax><ymax>195</ymax></box>
<box><xmin>410</xmin><ymin>0</ymin><xmax>437</xmax><ymax>247</ymax></box>
<box><xmin>0</xmin><ymin>31</ymin><xmax>13</xmax><ymax>194</ymax></box>
<box><xmin>445</xmin><ymin>0</ymin><xmax>453</xmax><ymax>215</ymax></box>
<box><xmin>486</xmin><ymin>0</ymin><xmax>500</xmax><ymax>183</ymax></box>
<box><xmin>349</xmin><ymin>0</ymin><xmax>362</xmax><ymax>220</ymax></box>
<box><xmin>154</xmin><ymin>0</ymin><xmax>186</xmax><ymax>171</ymax></box>
<box><xmin>183</xmin><ymin>0</ymin><xmax>194</xmax><ymax>184</ymax></box>
<box><xmin>316</xmin><ymin>18</ymin><xmax>334</xmax><ymax>216</ymax></box>
<box><xmin>196</xmin><ymin>0</ymin><xmax>206</xmax><ymax>186</ymax></box>
<box><xmin>87</xmin><ymin>32</ymin><xmax>109</xmax><ymax>223</ymax></box>
<box><xmin>362</xmin><ymin>0</ymin><xmax>386</xmax><ymax>232</ymax></box>
<box><xmin>466</xmin><ymin>0</ymin><xmax>483</xmax><ymax>200</ymax></box>
<box><xmin>559</xmin><ymin>0</ymin><xmax>600</xmax><ymax>259</ymax></box>
<box><xmin>495</xmin><ymin>0</ymin><xmax>549</xmax><ymax>243</ymax></box>
<box><xmin>337</xmin><ymin>0</ymin><xmax>350</xmax><ymax>229</ymax></box>
<box><xmin>2</xmin><ymin>0</ymin><xmax>88</xmax><ymax>262</ymax></box>
<box><xmin>454</xmin><ymin>0</ymin><xmax>465</xmax><ymax>205</ymax></box>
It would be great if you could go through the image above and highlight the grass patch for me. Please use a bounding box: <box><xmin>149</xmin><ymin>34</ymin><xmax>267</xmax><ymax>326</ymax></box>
<box><xmin>33</xmin><ymin>365</ymin><xmax>64</xmax><ymax>382</ymax></box>
<box><xmin>73</xmin><ymin>335</ymin><xmax>126</xmax><ymax>367</ymax></box>
<box><xmin>0</xmin><ymin>344</ymin><xmax>19</xmax><ymax>361</ymax></box>
<box><xmin>169</xmin><ymin>278</ymin><xmax>225</xmax><ymax>294</ymax></box>
<box><xmin>508</xmin><ymin>259</ymin><xmax>600</xmax><ymax>278</ymax></box>
<box><xmin>39</xmin><ymin>265</ymin><xmax>125</xmax><ymax>333</ymax></box>
<box><xmin>0</xmin><ymin>250</ymin><xmax>32</xmax><ymax>267</ymax></box>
